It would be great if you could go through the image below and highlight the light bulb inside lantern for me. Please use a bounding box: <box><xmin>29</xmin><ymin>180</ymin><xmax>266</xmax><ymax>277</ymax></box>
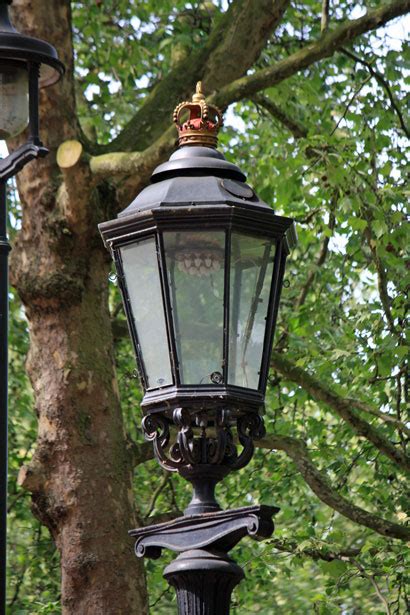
<box><xmin>0</xmin><ymin>64</ymin><xmax>29</xmax><ymax>140</ymax></box>
<box><xmin>175</xmin><ymin>249</ymin><xmax>223</xmax><ymax>277</ymax></box>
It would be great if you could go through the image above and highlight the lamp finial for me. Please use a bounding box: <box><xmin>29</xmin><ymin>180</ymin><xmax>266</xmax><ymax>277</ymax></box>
<box><xmin>173</xmin><ymin>82</ymin><xmax>223</xmax><ymax>148</ymax></box>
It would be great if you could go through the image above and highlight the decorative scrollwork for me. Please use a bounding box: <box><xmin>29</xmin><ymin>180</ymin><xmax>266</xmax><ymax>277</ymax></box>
<box><xmin>141</xmin><ymin>414</ymin><xmax>179</xmax><ymax>471</ymax></box>
<box><xmin>230</xmin><ymin>414</ymin><xmax>266</xmax><ymax>470</ymax></box>
<box><xmin>142</xmin><ymin>409</ymin><xmax>265</xmax><ymax>475</ymax></box>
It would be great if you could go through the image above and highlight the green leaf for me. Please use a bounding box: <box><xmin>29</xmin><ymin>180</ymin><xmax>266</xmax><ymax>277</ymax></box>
<box><xmin>319</xmin><ymin>560</ymin><xmax>348</xmax><ymax>578</ymax></box>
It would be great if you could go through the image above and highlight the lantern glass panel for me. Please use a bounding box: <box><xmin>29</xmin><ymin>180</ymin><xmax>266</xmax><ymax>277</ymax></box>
<box><xmin>228</xmin><ymin>233</ymin><xmax>276</xmax><ymax>390</ymax></box>
<box><xmin>120</xmin><ymin>238</ymin><xmax>173</xmax><ymax>389</ymax></box>
<box><xmin>163</xmin><ymin>231</ymin><xmax>225</xmax><ymax>385</ymax></box>
<box><xmin>0</xmin><ymin>64</ymin><xmax>29</xmax><ymax>140</ymax></box>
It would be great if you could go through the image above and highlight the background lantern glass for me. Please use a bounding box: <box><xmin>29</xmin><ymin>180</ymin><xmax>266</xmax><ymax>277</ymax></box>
<box><xmin>0</xmin><ymin>62</ymin><xmax>28</xmax><ymax>139</ymax></box>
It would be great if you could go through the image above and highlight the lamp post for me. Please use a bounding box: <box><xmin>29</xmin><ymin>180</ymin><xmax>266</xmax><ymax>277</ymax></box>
<box><xmin>0</xmin><ymin>1</ymin><xmax>64</xmax><ymax>611</ymax></box>
<box><xmin>100</xmin><ymin>83</ymin><xmax>297</xmax><ymax>614</ymax></box>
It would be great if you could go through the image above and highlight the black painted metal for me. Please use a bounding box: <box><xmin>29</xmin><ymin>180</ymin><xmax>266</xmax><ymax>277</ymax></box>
<box><xmin>222</xmin><ymin>230</ymin><xmax>231</xmax><ymax>386</ymax></box>
<box><xmin>180</xmin><ymin>465</ymin><xmax>228</xmax><ymax>515</ymax></box>
<box><xmin>151</xmin><ymin>147</ymin><xmax>246</xmax><ymax>184</ymax></box>
<box><xmin>101</xmin><ymin>205</ymin><xmax>297</xmax><ymax>255</ymax></box>
<box><xmin>100</xmin><ymin>194</ymin><xmax>296</xmax><ymax>416</ymax></box>
<box><xmin>130</xmin><ymin>505</ymin><xmax>279</xmax><ymax>615</ymax></box>
<box><xmin>0</xmin><ymin>180</ymin><xmax>9</xmax><ymax>615</ymax></box>
<box><xmin>259</xmin><ymin>241</ymin><xmax>287</xmax><ymax>394</ymax></box>
<box><xmin>165</xmin><ymin>549</ymin><xmax>244</xmax><ymax>615</ymax></box>
<box><xmin>0</xmin><ymin>142</ymin><xmax>48</xmax><ymax>182</ymax></box>
<box><xmin>0</xmin><ymin>0</ymin><xmax>64</xmax><ymax>87</ymax></box>
<box><xmin>141</xmin><ymin>408</ymin><xmax>265</xmax><ymax>476</ymax></box>
<box><xmin>131</xmin><ymin>506</ymin><xmax>278</xmax><ymax>557</ymax></box>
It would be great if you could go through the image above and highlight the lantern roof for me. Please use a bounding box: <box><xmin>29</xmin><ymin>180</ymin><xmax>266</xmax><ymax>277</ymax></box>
<box><xmin>119</xmin><ymin>146</ymin><xmax>274</xmax><ymax>217</ymax></box>
<box><xmin>118</xmin><ymin>83</ymin><xmax>285</xmax><ymax>218</ymax></box>
<box><xmin>0</xmin><ymin>0</ymin><xmax>64</xmax><ymax>87</ymax></box>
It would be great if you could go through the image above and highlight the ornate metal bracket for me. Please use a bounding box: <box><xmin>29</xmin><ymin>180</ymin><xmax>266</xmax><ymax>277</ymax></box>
<box><xmin>0</xmin><ymin>141</ymin><xmax>48</xmax><ymax>181</ymax></box>
<box><xmin>131</xmin><ymin>505</ymin><xmax>278</xmax><ymax>559</ymax></box>
<box><xmin>130</xmin><ymin>505</ymin><xmax>279</xmax><ymax>615</ymax></box>
<box><xmin>142</xmin><ymin>408</ymin><xmax>265</xmax><ymax>473</ymax></box>
<box><xmin>142</xmin><ymin>408</ymin><xmax>266</xmax><ymax>516</ymax></box>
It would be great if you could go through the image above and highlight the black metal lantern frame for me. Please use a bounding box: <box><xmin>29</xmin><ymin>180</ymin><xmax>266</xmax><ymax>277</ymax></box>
<box><xmin>100</xmin><ymin>86</ymin><xmax>297</xmax><ymax>615</ymax></box>
<box><xmin>106</xmin><ymin>207</ymin><xmax>293</xmax><ymax>414</ymax></box>
<box><xmin>101</xmin><ymin>158</ymin><xmax>296</xmax><ymax>415</ymax></box>
<box><xmin>0</xmin><ymin>0</ymin><xmax>64</xmax><ymax>181</ymax></box>
<box><xmin>100</xmin><ymin>148</ymin><xmax>296</xmax><ymax>485</ymax></box>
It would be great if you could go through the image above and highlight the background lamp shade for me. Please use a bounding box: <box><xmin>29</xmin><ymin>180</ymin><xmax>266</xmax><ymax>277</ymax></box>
<box><xmin>0</xmin><ymin>63</ymin><xmax>28</xmax><ymax>139</ymax></box>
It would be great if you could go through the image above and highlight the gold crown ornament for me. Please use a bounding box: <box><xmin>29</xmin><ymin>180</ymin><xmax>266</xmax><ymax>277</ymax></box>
<box><xmin>173</xmin><ymin>82</ymin><xmax>223</xmax><ymax>148</ymax></box>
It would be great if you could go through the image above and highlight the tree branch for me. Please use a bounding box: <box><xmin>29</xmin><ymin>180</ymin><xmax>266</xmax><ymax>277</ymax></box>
<box><xmin>351</xmin><ymin>398</ymin><xmax>410</xmax><ymax>438</ymax></box>
<box><xmin>270</xmin><ymin>352</ymin><xmax>410</xmax><ymax>472</ymax></box>
<box><xmin>270</xmin><ymin>537</ymin><xmax>361</xmax><ymax>561</ymax></box>
<box><xmin>341</xmin><ymin>48</ymin><xmax>410</xmax><ymax>139</ymax></box>
<box><xmin>127</xmin><ymin>437</ymin><xmax>154</xmax><ymax>467</ymax></box>
<box><xmin>258</xmin><ymin>434</ymin><xmax>410</xmax><ymax>540</ymax></box>
<box><xmin>252</xmin><ymin>93</ymin><xmax>308</xmax><ymax>138</ymax></box>
<box><xmin>295</xmin><ymin>211</ymin><xmax>335</xmax><ymax>307</ymax></box>
<box><xmin>351</xmin><ymin>558</ymin><xmax>392</xmax><ymax>614</ymax></box>
<box><xmin>212</xmin><ymin>1</ymin><xmax>410</xmax><ymax>109</ymax></box>
<box><xmin>89</xmin><ymin>2</ymin><xmax>409</xmax><ymax>202</ymax></box>
<box><xmin>330</xmin><ymin>74</ymin><xmax>372</xmax><ymax>136</ymax></box>
<box><xmin>321</xmin><ymin>0</ymin><xmax>330</xmax><ymax>33</ymax></box>
<box><xmin>127</xmin><ymin>417</ymin><xmax>409</xmax><ymax>540</ymax></box>
<box><xmin>202</xmin><ymin>0</ymin><xmax>290</xmax><ymax>91</ymax></box>
<box><xmin>104</xmin><ymin>0</ymin><xmax>290</xmax><ymax>153</ymax></box>
<box><xmin>357</xmin><ymin>178</ymin><xmax>402</xmax><ymax>341</ymax></box>
<box><xmin>90</xmin><ymin>125</ymin><xmax>177</xmax><ymax>207</ymax></box>
<box><xmin>144</xmin><ymin>472</ymin><xmax>170</xmax><ymax>521</ymax></box>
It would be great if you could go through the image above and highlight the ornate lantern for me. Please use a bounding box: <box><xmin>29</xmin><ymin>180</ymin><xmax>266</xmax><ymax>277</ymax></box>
<box><xmin>99</xmin><ymin>83</ymin><xmax>297</xmax><ymax>614</ymax></box>
<box><xmin>0</xmin><ymin>0</ymin><xmax>64</xmax><ymax>177</ymax></box>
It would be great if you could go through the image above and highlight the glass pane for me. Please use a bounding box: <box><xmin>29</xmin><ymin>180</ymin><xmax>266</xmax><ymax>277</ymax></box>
<box><xmin>229</xmin><ymin>233</ymin><xmax>275</xmax><ymax>389</ymax></box>
<box><xmin>164</xmin><ymin>231</ymin><xmax>225</xmax><ymax>385</ymax></box>
<box><xmin>120</xmin><ymin>238</ymin><xmax>173</xmax><ymax>389</ymax></box>
<box><xmin>0</xmin><ymin>65</ymin><xmax>28</xmax><ymax>140</ymax></box>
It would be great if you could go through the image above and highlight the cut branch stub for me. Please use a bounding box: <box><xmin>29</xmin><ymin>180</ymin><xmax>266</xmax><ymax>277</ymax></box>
<box><xmin>57</xmin><ymin>139</ymin><xmax>83</xmax><ymax>169</ymax></box>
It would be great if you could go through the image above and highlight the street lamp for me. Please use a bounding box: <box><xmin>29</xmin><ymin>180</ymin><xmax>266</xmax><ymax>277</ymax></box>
<box><xmin>0</xmin><ymin>0</ymin><xmax>64</xmax><ymax>611</ymax></box>
<box><xmin>100</xmin><ymin>83</ymin><xmax>297</xmax><ymax>614</ymax></box>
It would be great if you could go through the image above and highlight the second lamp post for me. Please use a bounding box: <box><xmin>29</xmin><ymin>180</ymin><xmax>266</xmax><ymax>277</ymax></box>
<box><xmin>0</xmin><ymin>2</ymin><xmax>64</xmax><ymax>612</ymax></box>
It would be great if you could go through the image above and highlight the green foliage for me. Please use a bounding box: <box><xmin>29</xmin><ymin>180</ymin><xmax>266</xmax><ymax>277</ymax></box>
<box><xmin>72</xmin><ymin>0</ymin><xmax>223</xmax><ymax>142</ymax></box>
<box><xmin>7</xmin><ymin>1</ymin><xmax>409</xmax><ymax>613</ymax></box>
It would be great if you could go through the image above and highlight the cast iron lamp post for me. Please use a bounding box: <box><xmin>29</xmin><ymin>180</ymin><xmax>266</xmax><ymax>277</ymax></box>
<box><xmin>100</xmin><ymin>82</ymin><xmax>297</xmax><ymax>614</ymax></box>
<box><xmin>0</xmin><ymin>1</ymin><xmax>64</xmax><ymax>611</ymax></box>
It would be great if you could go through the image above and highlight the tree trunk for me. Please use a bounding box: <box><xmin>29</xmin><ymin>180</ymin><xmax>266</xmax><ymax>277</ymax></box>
<box><xmin>9</xmin><ymin>1</ymin><xmax>148</xmax><ymax>612</ymax></box>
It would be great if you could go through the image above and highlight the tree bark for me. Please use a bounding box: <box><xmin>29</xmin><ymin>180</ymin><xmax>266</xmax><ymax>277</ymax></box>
<box><xmin>9</xmin><ymin>1</ymin><xmax>148</xmax><ymax>613</ymax></box>
<box><xmin>7</xmin><ymin>0</ymin><xmax>410</xmax><ymax>611</ymax></box>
